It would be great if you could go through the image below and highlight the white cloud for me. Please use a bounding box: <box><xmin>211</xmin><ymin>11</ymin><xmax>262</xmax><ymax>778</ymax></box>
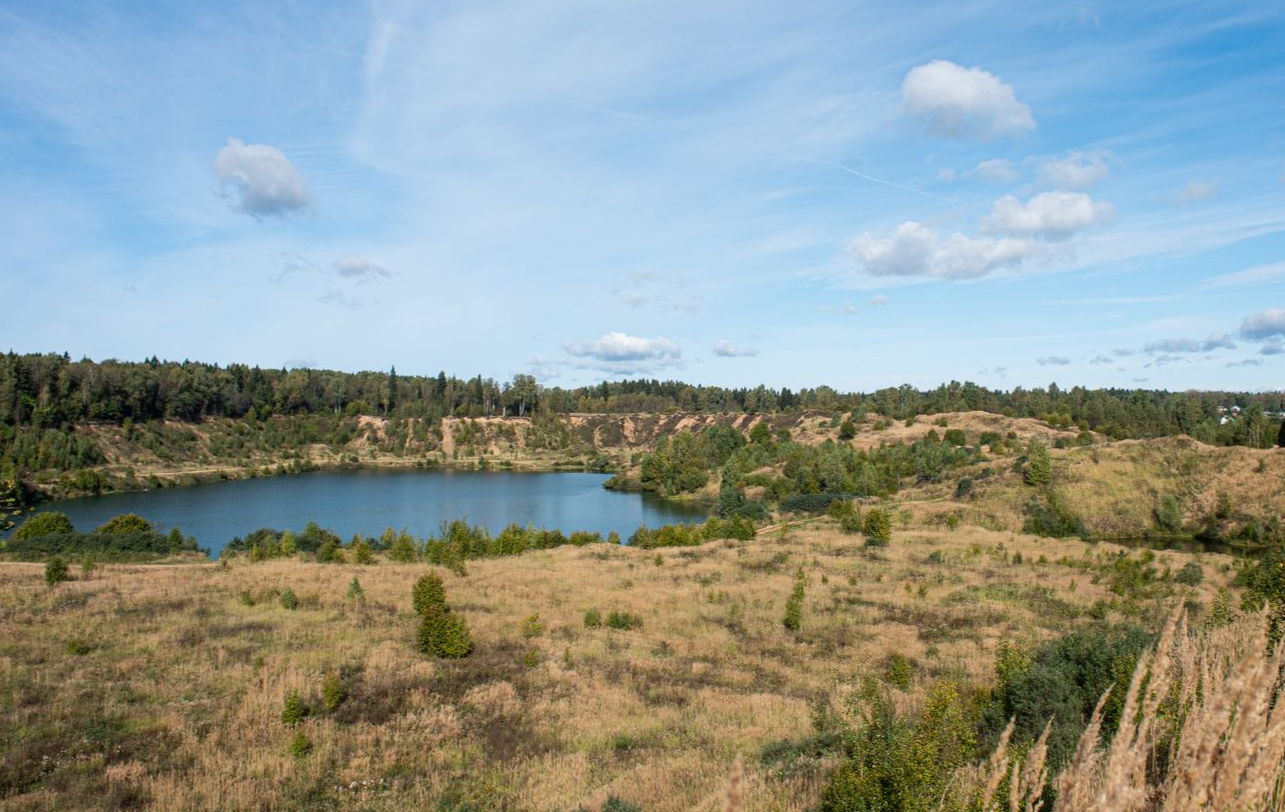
<box><xmin>712</xmin><ymin>340</ymin><xmax>759</xmax><ymax>357</ymax></box>
<box><xmin>283</xmin><ymin>357</ymin><xmax>316</xmax><ymax>369</ymax></box>
<box><xmin>564</xmin><ymin>332</ymin><xmax>682</xmax><ymax>374</ymax></box>
<box><xmin>1240</xmin><ymin>308</ymin><xmax>1285</xmax><ymax>341</ymax></box>
<box><xmin>968</xmin><ymin>158</ymin><xmax>1020</xmax><ymax>184</ymax></box>
<box><xmin>1089</xmin><ymin>355</ymin><xmax>1113</xmax><ymax>365</ymax></box>
<box><xmin>1260</xmin><ymin>341</ymin><xmax>1284</xmax><ymax>356</ymax></box>
<box><xmin>902</xmin><ymin>60</ymin><xmax>1035</xmax><ymax>140</ymax></box>
<box><xmin>848</xmin><ymin>221</ymin><xmax>1039</xmax><ymax>280</ymax></box>
<box><xmin>333</xmin><ymin>257</ymin><xmax>393</xmax><ymax>283</ymax></box>
<box><xmin>1037</xmin><ymin>356</ymin><xmax>1070</xmax><ymax>366</ymax></box>
<box><xmin>986</xmin><ymin>191</ymin><xmax>1113</xmax><ymax>239</ymax></box>
<box><xmin>1175</xmin><ymin>180</ymin><xmax>1219</xmax><ymax>205</ymax></box>
<box><xmin>214</xmin><ymin>138</ymin><xmax>311</xmax><ymax>218</ymax></box>
<box><xmin>1037</xmin><ymin>150</ymin><xmax>1111</xmax><ymax>188</ymax></box>
<box><xmin>869</xmin><ymin>294</ymin><xmax>889</xmax><ymax>306</ymax></box>
<box><xmin>1142</xmin><ymin>333</ymin><xmax>1236</xmax><ymax>353</ymax></box>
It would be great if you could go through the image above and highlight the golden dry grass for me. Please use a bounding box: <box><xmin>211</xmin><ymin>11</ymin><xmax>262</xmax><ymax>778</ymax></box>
<box><xmin>0</xmin><ymin>522</ymin><xmax>1234</xmax><ymax>812</ymax></box>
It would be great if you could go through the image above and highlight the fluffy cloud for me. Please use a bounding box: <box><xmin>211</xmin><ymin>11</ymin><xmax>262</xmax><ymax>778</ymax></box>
<box><xmin>1240</xmin><ymin>308</ymin><xmax>1285</xmax><ymax>341</ymax></box>
<box><xmin>1142</xmin><ymin>333</ymin><xmax>1236</xmax><ymax>353</ymax></box>
<box><xmin>1176</xmin><ymin>180</ymin><xmax>1219</xmax><ymax>205</ymax></box>
<box><xmin>848</xmin><ymin>221</ymin><xmax>1038</xmax><ymax>280</ymax></box>
<box><xmin>902</xmin><ymin>60</ymin><xmax>1035</xmax><ymax>140</ymax></box>
<box><xmin>333</xmin><ymin>257</ymin><xmax>393</xmax><ymax>283</ymax></box>
<box><xmin>214</xmin><ymin>138</ymin><xmax>311</xmax><ymax>218</ymax></box>
<box><xmin>564</xmin><ymin>332</ymin><xmax>681</xmax><ymax>373</ymax></box>
<box><xmin>1037</xmin><ymin>356</ymin><xmax>1070</xmax><ymax>366</ymax></box>
<box><xmin>1261</xmin><ymin>341</ymin><xmax>1283</xmax><ymax>356</ymax></box>
<box><xmin>986</xmin><ymin>191</ymin><xmax>1113</xmax><ymax>239</ymax></box>
<box><xmin>1037</xmin><ymin>150</ymin><xmax>1111</xmax><ymax>188</ymax></box>
<box><xmin>712</xmin><ymin>340</ymin><xmax>759</xmax><ymax>358</ymax></box>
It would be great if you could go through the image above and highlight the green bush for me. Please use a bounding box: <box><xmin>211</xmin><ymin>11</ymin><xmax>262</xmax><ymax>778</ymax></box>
<box><xmin>412</xmin><ymin>573</ymin><xmax>447</xmax><ymax>615</ymax></box>
<box><xmin>1154</xmin><ymin>494</ymin><xmax>1183</xmax><ymax>533</ymax></box>
<box><xmin>316</xmin><ymin>537</ymin><xmax>343</xmax><ymax>563</ymax></box>
<box><xmin>863</xmin><ymin>509</ymin><xmax>891</xmax><ymax>547</ymax></box>
<box><xmin>1022</xmin><ymin>494</ymin><xmax>1087</xmax><ymax>539</ymax></box>
<box><xmin>321</xmin><ymin>672</ymin><xmax>346</xmax><ymax>712</ymax></box>
<box><xmin>521</xmin><ymin>613</ymin><xmax>544</xmax><ymax>638</ymax></box>
<box><xmin>11</xmin><ymin>511</ymin><xmax>75</xmax><ymax>540</ymax></box>
<box><xmin>95</xmin><ymin>513</ymin><xmax>154</xmax><ymax>535</ymax></box>
<box><xmin>279</xmin><ymin>587</ymin><xmax>299</xmax><ymax>610</ymax></box>
<box><xmin>884</xmin><ymin>653</ymin><xmax>914</xmax><ymax>689</ymax></box>
<box><xmin>606</xmin><ymin>611</ymin><xmax>643</xmax><ymax>631</ymax></box>
<box><xmin>288</xmin><ymin>731</ymin><xmax>312</xmax><ymax>758</ymax></box>
<box><xmin>1174</xmin><ymin>561</ymin><xmax>1203</xmax><ymax>586</ymax></box>
<box><xmin>417</xmin><ymin>605</ymin><xmax>473</xmax><ymax>658</ymax></box>
<box><xmin>942</xmin><ymin>429</ymin><xmax>967</xmax><ymax>447</ymax></box>
<box><xmin>281</xmin><ymin>689</ymin><xmax>308</xmax><ymax>727</ymax></box>
<box><xmin>583</xmin><ymin>608</ymin><xmax>602</xmax><ymax>628</ymax></box>
<box><xmin>980</xmin><ymin>623</ymin><xmax>1153</xmax><ymax>771</ymax></box>
<box><xmin>350</xmin><ymin>538</ymin><xmax>374</xmax><ymax>564</ymax></box>
<box><xmin>44</xmin><ymin>556</ymin><xmax>70</xmax><ymax>586</ymax></box>
<box><xmin>387</xmin><ymin>532</ymin><xmax>419</xmax><ymax>562</ymax></box>
<box><xmin>2</xmin><ymin>530</ymin><xmax>199</xmax><ymax>562</ymax></box>
<box><xmin>65</xmin><ymin>637</ymin><xmax>91</xmax><ymax>656</ymax></box>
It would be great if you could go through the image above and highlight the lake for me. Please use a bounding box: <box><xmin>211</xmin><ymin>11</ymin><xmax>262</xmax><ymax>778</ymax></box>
<box><xmin>21</xmin><ymin>469</ymin><xmax>711</xmax><ymax>555</ymax></box>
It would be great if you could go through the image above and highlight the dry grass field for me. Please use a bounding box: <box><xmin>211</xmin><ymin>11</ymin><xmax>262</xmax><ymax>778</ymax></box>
<box><xmin>0</xmin><ymin>522</ymin><xmax>1231</xmax><ymax>812</ymax></box>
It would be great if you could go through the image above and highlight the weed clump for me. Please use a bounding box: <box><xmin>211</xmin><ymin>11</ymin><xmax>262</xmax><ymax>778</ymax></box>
<box><xmin>783</xmin><ymin>567</ymin><xmax>806</xmax><ymax>632</ymax></box>
<box><xmin>583</xmin><ymin>609</ymin><xmax>602</xmax><ymax>628</ymax></box>
<box><xmin>281</xmin><ymin>689</ymin><xmax>308</xmax><ymax>727</ymax></box>
<box><xmin>279</xmin><ymin>587</ymin><xmax>299</xmax><ymax>610</ymax></box>
<box><xmin>606</xmin><ymin>611</ymin><xmax>643</xmax><ymax>631</ymax></box>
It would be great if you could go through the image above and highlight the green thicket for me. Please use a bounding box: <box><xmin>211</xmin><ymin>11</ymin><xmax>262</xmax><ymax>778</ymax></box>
<box><xmin>862</xmin><ymin>509</ymin><xmax>891</xmax><ymax>547</ymax></box>
<box><xmin>627</xmin><ymin>517</ymin><xmax>756</xmax><ymax>548</ymax></box>
<box><xmin>1235</xmin><ymin>548</ymin><xmax>1285</xmax><ymax>641</ymax></box>
<box><xmin>10</xmin><ymin>511</ymin><xmax>74</xmax><ymax>540</ymax></box>
<box><xmin>1</xmin><ymin>511</ymin><xmax>201</xmax><ymax>561</ymax></box>
<box><xmin>816</xmin><ymin>621</ymin><xmax>1157</xmax><ymax>811</ymax></box>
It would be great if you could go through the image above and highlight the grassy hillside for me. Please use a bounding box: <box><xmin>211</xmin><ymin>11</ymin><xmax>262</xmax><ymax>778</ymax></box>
<box><xmin>0</xmin><ymin>521</ymin><xmax>1236</xmax><ymax>811</ymax></box>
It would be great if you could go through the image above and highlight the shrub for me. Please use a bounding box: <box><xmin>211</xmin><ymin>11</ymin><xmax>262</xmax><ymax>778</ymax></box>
<box><xmin>279</xmin><ymin>531</ymin><xmax>297</xmax><ymax>556</ymax></box>
<box><xmin>942</xmin><ymin>428</ymin><xmax>967</xmax><ymax>447</ymax></box>
<box><xmin>838</xmin><ymin>420</ymin><xmax>857</xmax><ymax>440</ymax></box>
<box><xmin>11</xmin><ymin>511</ymin><xmax>75</xmax><ymax>540</ymax></box>
<box><xmin>316</xmin><ymin>537</ymin><xmax>343</xmax><ymax>563</ymax></box>
<box><xmin>95</xmin><ymin>513</ymin><xmax>154</xmax><ymax>535</ymax></box>
<box><xmin>839</xmin><ymin>512</ymin><xmax>864</xmax><ymax>535</ymax></box>
<box><xmin>863</xmin><ymin>509</ymin><xmax>891</xmax><ymax>547</ymax></box>
<box><xmin>412</xmin><ymin>573</ymin><xmax>447</xmax><ymax>615</ymax></box>
<box><xmin>606</xmin><ymin>611</ymin><xmax>643</xmax><ymax>631</ymax></box>
<box><xmin>1174</xmin><ymin>561</ymin><xmax>1203</xmax><ymax>586</ymax></box>
<box><xmin>953</xmin><ymin>477</ymin><xmax>973</xmax><ymax>499</ymax></box>
<box><xmin>583</xmin><ymin>608</ymin><xmax>602</xmax><ymax>628</ymax></box>
<box><xmin>351</xmin><ymin>538</ymin><xmax>374</xmax><ymax>565</ymax></box>
<box><xmin>884</xmin><ymin>652</ymin><xmax>914</xmax><ymax>689</ymax></box>
<box><xmin>80</xmin><ymin>554</ymin><xmax>97</xmax><ymax>576</ymax></box>
<box><xmin>1022</xmin><ymin>493</ymin><xmax>1087</xmax><ymax>539</ymax></box>
<box><xmin>980</xmin><ymin>623</ymin><xmax>1153</xmax><ymax>771</ymax></box>
<box><xmin>321</xmin><ymin>672</ymin><xmax>346</xmax><ymax>712</ymax></box>
<box><xmin>44</xmin><ymin>556</ymin><xmax>70</xmax><ymax>586</ymax></box>
<box><xmin>1154</xmin><ymin>494</ymin><xmax>1183</xmax><ymax>533</ymax></box>
<box><xmin>417</xmin><ymin>605</ymin><xmax>473</xmax><ymax>658</ymax></box>
<box><xmin>521</xmin><ymin>613</ymin><xmax>544</xmax><ymax>638</ymax></box>
<box><xmin>387</xmin><ymin>533</ymin><xmax>418</xmax><ymax>562</ymax></box>
<box><xmin>288</xmin><ymin>732</ymin><xmax>312</xmax><ymax>758</ymax></box>
<box><xmin>783</xmin><ymin>567</ymin><xmax>805</xmax><ymax>632</ymax></box>
<box><xmin>281</xmin><ymin>689</ymin><xmax>307</xmax><ymax>726</ymax></box>
<box><xmin>65</xmin><ymin>637</ymin><xmax>91</xmax><ymax>656</ymax></box>
<box><xmin>279</xmin><ymin>587</ymin><xmax>299</xmax><ymax>610</ymax></box>
<box><xmin>780</xmin><ymin>493</ymin><xmax>845</xmax><ymax>515</ymax></box>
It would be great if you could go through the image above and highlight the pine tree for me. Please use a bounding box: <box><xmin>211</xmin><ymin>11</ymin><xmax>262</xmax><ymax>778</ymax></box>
<box><xmin>412</xmin><ymin>573</ymin><xmax>447</xmax><ymax>615</ymax></box>
<box><xmin>783</xmin><ymin>567</ymin><xmax>806</xmax><ymax>631</ymax></box>
<box><xmin>417</xmin><ymin>605</ymin><xmax>472</xmax><ymax>658</ymax></box>
<box><xmin>1025</xmin><ymin>441</ymin><xmax>1052</xmax><ymax>486</ymax></box>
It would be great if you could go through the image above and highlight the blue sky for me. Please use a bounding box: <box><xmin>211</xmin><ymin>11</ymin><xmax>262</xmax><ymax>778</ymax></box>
<box><xmin>2</xmin><ymin>0</ymin><xmax>1284</xmax><ymax>391</ymax></box>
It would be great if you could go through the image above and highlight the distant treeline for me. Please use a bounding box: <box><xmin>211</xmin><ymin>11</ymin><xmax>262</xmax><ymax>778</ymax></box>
<box><xmin>2</xmin><ymin>352</ymin><xmax>1282</xmax><ymax>453</ymax></box>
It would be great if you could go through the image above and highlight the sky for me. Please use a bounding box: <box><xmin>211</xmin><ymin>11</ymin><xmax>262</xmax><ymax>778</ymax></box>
<box><xmin>2</xmin><ymin>0</ymin><xmax>1284</xmax><ymax>392</ymax></box>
